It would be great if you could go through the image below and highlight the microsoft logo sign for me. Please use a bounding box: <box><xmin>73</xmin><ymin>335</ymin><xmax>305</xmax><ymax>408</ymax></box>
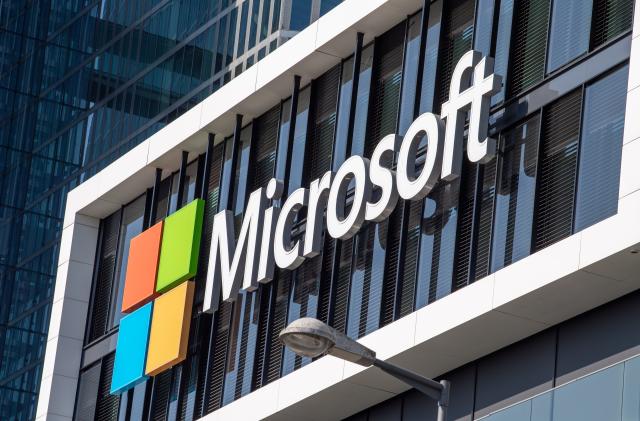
<box><xmin>110</xmin><ymin>199</ymin><xmax>205</xmax><ymax>394</ymax></box>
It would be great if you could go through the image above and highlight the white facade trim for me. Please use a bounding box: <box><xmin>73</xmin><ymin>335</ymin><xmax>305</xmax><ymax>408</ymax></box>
<box><xmin>37</xmin><ymin>0</ymin><xmax>640</xmax><ymax>420</ymax></box>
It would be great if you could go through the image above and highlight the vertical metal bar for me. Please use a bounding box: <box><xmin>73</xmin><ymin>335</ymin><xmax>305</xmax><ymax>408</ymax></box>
<box><xmin>149</xmin><ymin>168</ymin><xmax>162</xmax><ymax>225</ymax></box>
<box><xmin>530</xmin><ymin>109</ymin><xmax>546</xmax><ymax>252</ymax></box>
<box><xmin>199</xmin><ymin>133</ymin><xmax>216</xmax><ymax>200</ymax></box>
<box><xmin>176</xmin><ymin>150</ymin><xmax>189</xmax><ymax>209</ymax></box>
<box><xmin>143</xmin><ymin>187</ymin><xmax>153</xmax><ymax>230</ymax></box>
<box><xmin>571</xmin><ymin>85</ymin><xmax>587</xmax><ymax>233</ymax></box>
<box><xmin>282</xmin><ymin>75</ymin><xmax>301</xmax><ymax>198</ymax></box>
<box><xmin>345</xmin><ymin>33</ymin><xmax>364</xmax><ymax>157</ymax></box>
<box><xmin>220</xmin><ymin>114</ymin><xmax>244</xmax><ymax>211</ymax></box>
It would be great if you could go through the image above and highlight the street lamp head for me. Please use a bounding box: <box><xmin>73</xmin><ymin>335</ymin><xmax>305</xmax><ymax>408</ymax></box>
<box><xmin>279</xmin><ymin>318</ymin><xmax>376</xmax><ymax>366</ymax></box>
<box><xmin>278</xmin><ymin>317</ymin><xmax>335</xmax><ymax>358</ymax></box>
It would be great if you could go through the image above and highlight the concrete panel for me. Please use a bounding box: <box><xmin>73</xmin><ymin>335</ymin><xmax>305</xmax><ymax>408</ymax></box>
<box><xmin>53</xmin><ymin>260</ymin><xmax>94</xmax><ymax>304</ymax></box>
<box><xmin>619</xmin><ymin>138</ymin><xmax>640</xmax><ymax>198</ymax></box>
<box><xmin>493</xmin><ymin>235</ymin><xmax>581</xmax><ymax>311</ymax></box>
<box><xmin>203</xmin><ymin>381</ymin><xmax>280</xmax><ymax>421</ymax></box>
<box><xmin>47</xmin><ymin>298</ymin><xmax>89</xmax><ymax>342</ymax></box>
<box><xmin>623</xmin><ymin>87</ymin><xmax>640</xmax><ymax>145</ymax></box>
<box><xmin>556</xmin><ymin>291</ymin><xmax>640</xmax><ymax>385</ymax></box>
<box><xmin>581</xmin><ymin>191</ymin><xmax>640</xmax><ymax>273</ymax></box>
<box><xmin>275</xmin><ymin>381</ymin><xmax>395</xmax><ymax>421</ymax></box>
<box><xmin>629</xmin><ymin>38</ymin><xmax>640</xmax><ymax>91</ymax></box>
<box><xmin>45</xmin><ymin>336</ymin><xmax>83</xmax><ymax>380</ymax></box>
<box><xmin>474</xmin><ymin>330</ymin><xmax>556</xmax><ymax>418</ymax></box>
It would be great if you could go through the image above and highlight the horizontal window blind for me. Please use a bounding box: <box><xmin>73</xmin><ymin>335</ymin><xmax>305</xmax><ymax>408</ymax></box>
<box><xmin>88</xmin><ymin>211</ymin><xmax>120</xmax><ymax>343</ymax></box>
<box><xmin>94</xmin><ymin>353</ymin><xmax>120</xmax><ymax>421</ymax></box>
<box><xmin>591</xmin><ymin>0</ymin><xmax>634</xmax><ymax>48</ymax></box>
<box><xmin>509</xmin><ymin>0</ymin><xmax>550</xmax><ymax>96</ymax></box>
<box><xmin>534</xmin><ymin>89</ymin><xmax>582</xmax><ymax>251</ymax></box>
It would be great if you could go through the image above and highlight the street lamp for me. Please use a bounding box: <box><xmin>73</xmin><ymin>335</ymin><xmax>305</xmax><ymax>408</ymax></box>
<box><xmin>280</xmin><ymin>317</ymin><xmax>450</xmax><ymax>421</ymax></box>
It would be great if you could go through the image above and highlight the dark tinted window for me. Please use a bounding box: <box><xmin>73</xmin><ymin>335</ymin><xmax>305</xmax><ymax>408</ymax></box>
<box><xmin>574</xmin><ymin>65</ymin><xmax>628</xmax><ymax>231</ymax></box>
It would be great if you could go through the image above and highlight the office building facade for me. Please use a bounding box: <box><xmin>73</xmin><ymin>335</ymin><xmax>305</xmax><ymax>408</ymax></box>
<box><xmin>36</xmin><ymin>0</ymin><xmax>640</xmax><ymax>420</ymax></box>
<box><xmin>0</xmin><ymin>0</ymin><xmax>342</xmax><ymax>419</ymax></box>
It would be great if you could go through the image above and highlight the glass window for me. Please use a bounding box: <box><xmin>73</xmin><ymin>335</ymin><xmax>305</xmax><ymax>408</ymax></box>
<box><xmin>534</xmin><ymin>90</ymin><xmax>582</xmax><ymax>251</ymax></box>
<box><xmin>491</xmin><ymin>116</ymin><xmax>540</xmax><ymax>272</ymax></box>
<box><xmin>419</xmin><ymin>0</ymin><xmax>442</xmax><ymax>113</ymax></box>
<box><xmin>183</xmin><ymin>160</ymin><xmax>199</xmax><ymax>206</ymax></box>
<box><xmin>260</xmin><ymin>0</ymin><xmax>270</xmax><ymax>41</ymax></box>
<box><xmin>110</xmin><ymin>194</ymin><xmax>146</xmax><ymax>328</ymax></box>
<box><xmin>275</xmin><ymin>99</ymin><xmax>292</xmax><ymax>182</ymax></box>
<box><xmin>226</xmin><ymin>7</ymin><xmax>238</xmax><ymax>66</ymax></box>
<box><xmin>415</xmin><ymin>182</ymin><xmax>460</xmax><ymax>308</ymax></box>
<box><xmin>350</xmin><ymin>44</ymin><xmax>373</xmax><ymax>157</ymax></box>
<box><xmin>281</xmin><ymin>252</ymin><xmax>322</xmax><ymax>375</ymax></box>
<box><xmin>320</xmin><ymin>0</ymin><xmax>342</xmax><ymax>17</ymax></box>
<box><xmin>574</xmin><ymin>65</ymin><xmax>628</xmax><ymax>231</ymax></box>
<box><xmin>437</xmin><ymin>0</ymin><xmax>474</xmax><ymax>107</ymax></box>
<box><xmin>333</xmin><ymin>57</ymin><xmax>355</xmax><ymax>170</ymax></box>
<box><xmin>492</xmin><ymin>0</ymin><xmax>515</xmax><ymax>104</ymax></box>
<box><xmin>347</xmin><ymin>25</ymin><xmax>404</xmax><ymax>338</ymax></box>
<box><xmin>222</xmin><ymin>290</ymin><xmax>260</xmax><ymax>404</ymax></box>
<box><xmin>237</xmin><ymin>2</ymin><xmax>249</xmax><ymax>56</ymax></box>
<box><xmin>474</xmin><ymin>0</ymin><xmax>496</xmax><ymax>57</ymax></box>
<box><xmin>547</xmin><ymin>0</ymin><xmax>593</xmax><ymax>73</ymax></box>
<box><xmin>248</xmin><ymin>0</ymin><xmax>260</xmax><ymax>50</ymax></box>
<box><xmin>232</xmin><ymin>123</ymin><xmax>253</xmax><ymax>222</ymax></box>
<box><xmin>508</xmin><ymin>0</ymin><xmax>550</xmax><ymax>96</ymax></box>
<box><xmin>591</xmin><ymin>0</ymin><xmax>634</xmax><ymax>48</ymax></box>
<box><xmin>75</xmin><ymin>363</ymin><xmax>101</xmax><ymax>420</ymax></box>
<box><xmin>271</xmin><ymin>0</ymin><xmax>281</xmax><ymax>33</ymax></box>
<box><xmin>398</xmin><ymin>14</ymin><xmax>422</xmax><ymax>136</ymax></box>
<box><xmin>287</xmin><ymin>86</ymin><xmax>310</xmax><ymax>193</ymax></box>
<box><xmin>290</xmin><ymin>0</ymin><xmax>312</xmax><ymax>31</ymax></box>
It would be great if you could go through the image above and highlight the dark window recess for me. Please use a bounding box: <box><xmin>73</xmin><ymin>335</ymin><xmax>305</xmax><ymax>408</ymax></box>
<box><xmin>178</xmin><ymin>317</ymin><xmax>203</xmax><ymax>420</ymax></box>
<box><xmin>452</xmin><ymin>160</ymin><xmax>479</xmax><ymax>291</ymax></box>
<box><xmin>380</xmin><ymin>211</ymin><xmax>402</xmax><ymax>326</ymax></box>
<box><xmin>365</xmin><ymin>23</ymin><xmax>404</xmax><ymax>157</ymax></box>
<box><xmin>251</xmin><ymin>284</ymin><xmax>272</xmax><ymax>390</ymax></box>
<box><xmin>250</xmin><ymin>105</ymin><xmax>280</xmax><ymax>191</ymax></box>
<box><xmin>203</xmin><ymin>300</ymin><xmax>233</xmax><ymax>414</ymax></box>
<box><xmin>394</xmin><ymin>200</ymin><xmax>422</xmax><ymax>319</ymax></box>
<box><xmin>472</xmin><ymin>159</ymin><xmax>498</xmax><ymax>281</ymax></box>
<box><xmin>491</xmin><ymin>116</ymin><xmax>540</xmax><ymax>272</ymax></box>
<box><xmin>317</xmin><ymin>237</ymin><xmax>336</xmax><ymax>325</ymax></box>
<box><xmin>332</xmin><ymin>237</ymin><xmax>353</xmax><ymax>334</ymax></box>
<box><xmin>436</xmin><ymin>0</ymin><xmax>475</xmax><ymax>108</ymax></box>
<box><xmin>591</xmin><ymin>0</ymin><xmax>634</xmax><ymax>49</ymax></box>
<box><xmin>305</xmin><ymin>64</ymin><xmax>340</xmax><ymax>183</ymax></box>
<box><xmin>94</xmin><ymin>354</ymin><xmax>120</xmax><ymax>421</ymax></box>
<box><xmin>87</xmin><ymin>211</ymin><xmax>120</xmax><ymax>343</ymax></box>
<box><xmin>264</xmin><ymin>273</ymin><xmax>291</xmax><ymax>384</ymax></box>
<box><xmin>508</xmin><ymin>0</ymin><xmax>550</xmax><ymax>96</ymax></box>
<box><xmin>149</xmin><ymin>370</ymin><xmax>172</xmax><ymax>420</ymax></box>
<box><xmin>75</xmin><ymin>362</ymin><xmax>102</xmax><ymax>420</ymax></box>
<box><xmin>534</xmin><ymin>89</ymin><xmax>582</xmax><ymax>251</ymax></box>
<box><xmin>193</xmin><ymin>317</ymin><xmax>213</xmax><ymax>419</ymax></box>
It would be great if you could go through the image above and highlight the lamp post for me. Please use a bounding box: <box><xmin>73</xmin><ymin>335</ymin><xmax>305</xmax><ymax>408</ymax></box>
<box><xmin>279</xmin><ymin>318</ymin><xmax>450</xmax><ymax>421</ymax></box>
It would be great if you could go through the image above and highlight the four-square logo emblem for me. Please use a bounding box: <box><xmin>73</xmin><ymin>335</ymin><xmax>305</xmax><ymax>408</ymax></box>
<box><xmin>110</xmin><ymin>199</ymin><xmax>205</xmax><ymax>394</ymax></box>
